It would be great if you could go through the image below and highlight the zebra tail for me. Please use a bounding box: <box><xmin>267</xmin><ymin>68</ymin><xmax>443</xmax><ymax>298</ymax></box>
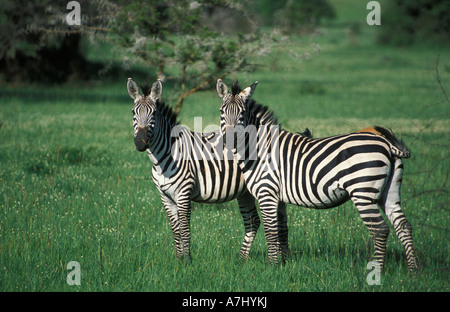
<box><xmin>373</xmin><ymin>126</ymin><xmax>411</xmax><ymax>158</ymax></box>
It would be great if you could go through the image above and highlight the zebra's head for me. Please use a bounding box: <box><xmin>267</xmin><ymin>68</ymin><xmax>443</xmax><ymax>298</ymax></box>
<box><xmin>216</xmin><ymin>79</ymin><xmax>258</xmax><ymax>147</ymax></box>
<box><xmin>127</xmin><ymin>78</ymin><xmax>163</xmax><ymax>152</ymax></box>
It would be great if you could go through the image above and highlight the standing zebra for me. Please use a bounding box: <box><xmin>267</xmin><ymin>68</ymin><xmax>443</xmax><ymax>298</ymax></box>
<box><xmin>128</xmin><ymin>78</ymin><xmax>260</xmax><ymax>262</ymax></box>
<box><xmin>216</xmin><ymin>79</ymin><xmax>418</xmax><ymax>271</ymax></box>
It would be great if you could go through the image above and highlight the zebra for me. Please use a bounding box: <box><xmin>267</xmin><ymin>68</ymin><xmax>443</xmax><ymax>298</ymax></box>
<box><xmin>127</xmin><ymin>78</ymin><xmax>260</xmax><ymax>262</ymax></box>
<box><xmin>216</xmin><ymin>79</ymin><xmax>418</xmax><ymax>271</ymax></box>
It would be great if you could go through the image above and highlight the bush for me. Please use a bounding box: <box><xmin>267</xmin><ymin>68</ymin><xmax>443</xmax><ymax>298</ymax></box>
<box><xmin>0</xmin><ymin>0</ymin><xmax>107</xmax><ymax>83</ymax></box>
<box><xmin>378</xmin><ymin>0</ymin><xmax>450</xmax><ymax>45</ymax></box>
<box><xmin>273</xmin><ymin>0</ymin><xmax>336</xmax><ymax>34</ymax></box>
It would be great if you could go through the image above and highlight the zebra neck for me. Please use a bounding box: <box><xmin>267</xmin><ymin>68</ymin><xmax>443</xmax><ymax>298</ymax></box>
<box><xmin>235</xmin><ymin>125</ymin><xmax>282</xmax><ymax>170</ymax></box>
<box><xmin>146</xmin><ymin>124</ymin><xmax>174</xmax><ymax>175</ymax></box>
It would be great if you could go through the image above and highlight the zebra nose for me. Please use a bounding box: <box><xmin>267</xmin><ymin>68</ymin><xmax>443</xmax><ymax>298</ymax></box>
<box><xmin>134</xmin><ymin>127</ymin><xmax>149</xmax><ymax>151</ymax></box>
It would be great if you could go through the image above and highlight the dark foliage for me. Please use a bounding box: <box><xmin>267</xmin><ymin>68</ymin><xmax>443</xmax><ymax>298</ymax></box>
<box><xmin>377</xmin><ymin>0</ymin><xmax>450</xmax><ymax>45</ymax></box>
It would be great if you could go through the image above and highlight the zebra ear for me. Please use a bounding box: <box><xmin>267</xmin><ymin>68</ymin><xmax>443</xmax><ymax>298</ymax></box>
<box><xmin>241</xmin><ymin>81</ymin><xmax>258</xmax><ymax>99</ymax></box>
<box><xmin>127</xmin><ymin>78</ymin><xmax>140</xmax><ymax>99</ymax></box>
<box><xmin>216</xmin><ymin>79</ymin><xmax>228</xmax><ymax>98</ymax></box>
<box><xmin>150</xmin><ymin>80</ymin><xmax>163</xmax><ymax>101</ymax></box>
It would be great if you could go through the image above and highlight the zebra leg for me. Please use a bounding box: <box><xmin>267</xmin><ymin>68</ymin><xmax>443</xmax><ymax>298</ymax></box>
<box><xmin>258</xmin><ymin>193</ymin><xmax>282</xmax><ymax>265</ymax></box>
<box><xmin>352</xmin><ymin>197</ymin><xmax>390</xmax><ymax>270</ymax></box>
<box><xmin>381</xmin><ymin>158</ymin><xmax>418</xmax><ymax>271</ymax></box>
<box><xmin>160</xmin><ymin>193</ymin><xmax>183</xmax><ymax>259</ymax></box>
<box><xmin>236</xmin><ymin>192</ymin><xmax>260</xmax><ymax>260</ymax></box>
<box><xmin>177</xmin><ymin>196</ymin><xmax>193</xmax><ymax>264</ymax></box>
<box><xmin>277</xmin><ymin>202</ymin><xmax>289</xmax><ymax>262</ymax></box>
<box><xmin>391</xmin><ymin>217</ymin><xmax>417</xmax><ymax>271</ymax></box>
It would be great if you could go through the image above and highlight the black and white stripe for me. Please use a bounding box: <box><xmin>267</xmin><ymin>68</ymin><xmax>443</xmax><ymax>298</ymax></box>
<box><xmin>216</xmin><ymin>80</ymin><xmax>418</xmax><ymax>271</ymax></box>
<box><xmin>128</xmin><ymin>78</ymin><xmax>260</xmax><ymax>262</ymax></box>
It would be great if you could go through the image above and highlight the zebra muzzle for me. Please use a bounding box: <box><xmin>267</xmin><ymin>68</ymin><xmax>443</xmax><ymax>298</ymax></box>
<box><xmin>223</xmin><ymin>126</ymin><xmax>238</xmax><ymax>149</ymax></box>
<box><xmin>134</xmin><ymin>127</ymin><xmax>150</xmax><ymax>151</ymax></box>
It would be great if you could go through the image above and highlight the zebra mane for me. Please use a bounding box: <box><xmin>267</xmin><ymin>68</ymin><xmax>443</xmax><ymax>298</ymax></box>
<box><xmin>137</xmin><ymin>84</ymin><xmax>179</xmax><ymax>128</ymax></box>
<box><xmin>140</xmin><ymin>84</ymin><xmax>152</xmax><ymax>97</ymax></box>
<box><xmin>155</xmin><ymin>99</ymin><xmax>179</xmax><ymax>128</ymax></box>
<box><xmin>244</xmin><ymin>99</ymin><xmax>281</xmax><ymax>128</ymax></box>
<box><xmin>231</xmin><ymin>81</ymin><xmax>241</xmax><ymax>96</ymax></box>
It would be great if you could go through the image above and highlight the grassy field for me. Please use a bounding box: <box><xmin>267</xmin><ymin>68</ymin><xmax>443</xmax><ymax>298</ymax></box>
<box><xmin>1</xmin><ymin>2</ymin><xmax>449</xmax><ymax>292</ymax></box>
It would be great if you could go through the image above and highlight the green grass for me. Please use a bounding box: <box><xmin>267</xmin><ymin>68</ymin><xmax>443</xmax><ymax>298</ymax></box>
<box><xmin>1</xmin><ymin>2</ymin><xmax>449</xmax><ymax>292</ymax></box>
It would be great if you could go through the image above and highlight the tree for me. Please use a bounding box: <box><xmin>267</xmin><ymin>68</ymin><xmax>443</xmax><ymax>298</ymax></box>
<box><xmin>274</xmin><ymin>0</ymin><xmax>335</xmax><ymax>34</ymax></box>
<box><xmin>0</xmin><ymin>0</ymin><xmax>113</xmax><ymax>83</ymax></box>
<box><xmin>110</xmin><ymin>0</ymin><xmax>282</xmax><ymax>114</ymax></box>
<box><xmin>0</xmin><ymin>0</ymin><xmax>309</xmax><ymax>113</ymax></box>
<box><xmin>377</xmin><ymin>0</ymin><xmax>450</xmax><ymax>45</ymax></box>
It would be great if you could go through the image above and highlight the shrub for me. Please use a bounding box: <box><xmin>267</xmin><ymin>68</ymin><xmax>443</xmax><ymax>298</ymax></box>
<box><xmin>377</xmin><ymin>0</ymin><xmax>450</xmax><ymax>45</ymax></box>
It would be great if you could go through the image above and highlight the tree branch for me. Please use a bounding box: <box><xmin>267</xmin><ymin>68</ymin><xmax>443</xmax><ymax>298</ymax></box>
<box><xmin>173</xmin><ymin>72</ymin><xmax>228</xmax><ymax>115</ymax></box>
<box><xmin>435</xmin><ymin>54</ymin><xmax>449</xmax><ymax>102</ymax></box>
